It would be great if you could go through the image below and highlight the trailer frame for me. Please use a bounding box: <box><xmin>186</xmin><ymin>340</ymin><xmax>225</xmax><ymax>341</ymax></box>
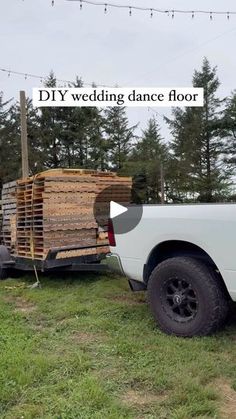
<box><xmin>0</xmin><ymin>243</ymin><xmax>111</xmax><ymax>279</ymax></box>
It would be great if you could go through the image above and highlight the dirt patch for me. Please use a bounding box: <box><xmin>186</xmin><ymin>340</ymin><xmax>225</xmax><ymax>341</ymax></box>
<box><xmin>107</xmin><ymin>293</ymin><xmax>146</xmax><ymax>306</ymax></box>
<box><xmin>4</xmin><ymin>296</ymin><xmax>36</xmax><ymax>314</ymax></box>
<box><xmin>214</xmin><ymin>378</ymin><xmax>236</xmax><ymax>418</ymax></box>
<box><xmin>31</xmin><ymin>324</ymin><xmax>46</xmax><ymax>331</ymax></box>
<box><xmin>71</xmin><ymin>331</ymin><xmax>106</xmax><ymax>344</ymax></box>
<box><xmin>122</xmin><ymin>389</ymin><xmax>168</xmax><ymax>407</ymax></box>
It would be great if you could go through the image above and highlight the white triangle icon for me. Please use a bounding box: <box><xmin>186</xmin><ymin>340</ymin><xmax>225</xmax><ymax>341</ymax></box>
<box><xmin>110</xmin><ymin>201</ymin><xmax>128</xmax><ymax>219</ymax></box>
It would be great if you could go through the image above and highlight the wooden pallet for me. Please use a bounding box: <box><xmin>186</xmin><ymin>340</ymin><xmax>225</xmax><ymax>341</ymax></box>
<box><xmin>12</xmin><ymin>169</ymin><xmax>132</xmax><ymax>260</ymax></box>
<box><xmin>1</xmin><ymin>181</ymin><xmax>17</xmax><ymax>252</ymax></box>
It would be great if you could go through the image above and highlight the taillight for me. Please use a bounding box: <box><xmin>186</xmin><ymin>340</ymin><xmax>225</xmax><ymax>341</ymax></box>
<box><xmin>108</xmin><ymin>218</ymin><xmax>116</xmax><ymax>247</ymax></box>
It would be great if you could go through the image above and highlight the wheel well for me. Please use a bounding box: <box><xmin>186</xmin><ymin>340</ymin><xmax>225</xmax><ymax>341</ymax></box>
<box><xmin>143</xmin><ymin>240</ymin><xmax>230</xmax><ymax>297</ymax></box>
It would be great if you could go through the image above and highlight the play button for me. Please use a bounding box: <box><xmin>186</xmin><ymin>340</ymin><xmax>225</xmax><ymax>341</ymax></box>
<box><xmin>94</xmin><ymin>184</ymin><xmax>143</xmax><ymax>235</ymax></box>
<box><xmin>110</xmin><ymin>201</ymin><xmax>128</xmax><ymax>219</ymax></box>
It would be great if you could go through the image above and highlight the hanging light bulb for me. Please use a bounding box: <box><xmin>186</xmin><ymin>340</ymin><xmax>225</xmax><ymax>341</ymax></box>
<box><xmin>192</xmin><ymin>11</ymin><xmax>194</xmax><ymax>19</ymax></box>
<box><xmin>172</xmin><ymin>10</ymin><xmax>175</xmax><ymax>19</ymax></box>
<box><xmin>150</xmin><ymin>9</ymin><xmax>153</xmax><ymax>18</ymax></box>
<box><xmin>80</xmin><ymin>0</ymin><xmax>83</xmax><ymax>11</ymax></box>
<box><xmin>129</xmin><ymin>7</ymin><xmax>132</xmax><ymax>16</ymax></box>
<box><xmin>25</xmin><ymin>74</ymin><xmax>27</xmax><ymax>80</ymax></box>
<box><xmin>8</xmin><ymin>71</ymin><xmax>10</xmax><ymax>78</ymax></box>
<box><xmin>51</xmin><ymin>0</ymin><xmax>54</xmax><ymax>6</ymax></box>
<box><xmin>227</xmin><ymin>12</ymin><xmax>230</xmax><ymax>20</ymax></box>
<box><xmin>104</xmin><ymin>3</ymin><xmax>107</xmax><ymax>14</ymax></box>
<box><xmin>210</xmin><ymin>12</ymin><xmax>213</xmax><ymax>20</ymax></box>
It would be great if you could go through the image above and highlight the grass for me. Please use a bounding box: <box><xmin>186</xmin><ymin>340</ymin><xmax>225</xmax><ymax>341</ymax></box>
<box><xmin>0</xmin><ymin>272</ymin><xmax>236</xmax><ymax>418</ymax></box>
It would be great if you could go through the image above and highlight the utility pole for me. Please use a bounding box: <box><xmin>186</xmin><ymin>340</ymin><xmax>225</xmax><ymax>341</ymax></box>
<box><xmin>20</xmin><ymin>90</ymin><xmax>29</xmax><ymax>178</ymax></box>
<box><xmin>160</xmin><ymin>163</ymin><xmax>165</xmax><ymax>204</ymax></box>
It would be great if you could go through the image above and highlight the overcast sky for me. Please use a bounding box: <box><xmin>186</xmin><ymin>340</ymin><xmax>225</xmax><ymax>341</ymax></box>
<box><xmin>1</xmin><ymin>0</ymin><xmax>236</xmax><ymax>139</ymax></box>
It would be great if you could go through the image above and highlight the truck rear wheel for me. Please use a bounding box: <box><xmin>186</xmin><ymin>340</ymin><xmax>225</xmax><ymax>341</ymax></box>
<box><xmin>0</xmin><ymin>245</ymin><xmax>10</xmax><ymax>280</ymax></box>
<box><xmin>147</xmin><ymin>257</ymin><xmax>229</xmax><ymax>337</ymax></box>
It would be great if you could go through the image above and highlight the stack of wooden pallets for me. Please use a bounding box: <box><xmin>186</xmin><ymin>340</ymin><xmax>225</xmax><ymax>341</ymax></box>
<box><xmin>14</xmin><ymin>169</ymin><xmax>132</xmax><ymax>260</ymax></box>
<box><xmin>1</xmin><ymin>181</ymin><xmax>17</xmax><ymax>252</ymax></box>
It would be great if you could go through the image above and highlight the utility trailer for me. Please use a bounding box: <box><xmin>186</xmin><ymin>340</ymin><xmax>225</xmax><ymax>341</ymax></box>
<box><xmin>0</xmin><ymin>243</ymin><xmax>110</xmax><ymax>280</ymax></box>
<box><xmin>0</xmin><ymin>169</ymin><xmax>132</xmax><ymax>279</ymax></box>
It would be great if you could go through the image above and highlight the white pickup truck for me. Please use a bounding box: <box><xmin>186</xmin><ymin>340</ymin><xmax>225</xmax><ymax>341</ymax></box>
<box><xmin>107</xmin><ymin>204</ymin><xmax>235</xmax><ymax>337</ymax></box>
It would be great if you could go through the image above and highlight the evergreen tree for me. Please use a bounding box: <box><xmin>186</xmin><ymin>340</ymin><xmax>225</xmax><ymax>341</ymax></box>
<box><xmin>165</xmin><ymin>107</ymin><xmax>202</xmax><ymax>202</ymax></box>
<box><xmin>14</xmin><ymin>97</ymin><xmax>44</xmax><ymax>171</ymax></box>
<box><xmin>166</xmin><ymin>58</ymin><xmax>230</xmax><ymax>202</ymax></box>
<box><xmin>221</xmin><ymin>91</ymin><xmax>236</xmax><ymax>166</ymax></box>
<box><xmin>64</xmin><ymin>76</ymin><xmax>89</xmax><ymax>167</ymax></box>
<box><xmin>39</xmin><ymin>73</ymin><xmax>105</xmax><ymax>170</ymax></box>
<box><xmin>37</xmin><ymin>71</ymin><xmax>63</xmax><ymax>168</ymax></box>
<box><xmin>103</xmin><ymin>107</ymin><xmax>137</xmax><ymax>170</ymax></box>
<box><xmin>0</xmin><ymin>93</ymin><xmax>21</xmax><ymax>187</ymax></box>
<box><xmin>130</xmin><ymin>117</ymin><xmax>168</xmax><ymax>203</ymax></box>
<box><xmin>26</xmin><ymin>99</ymin><xmax>44</xmax><ymax>173</ymax></box>
<box><xmin>86</xmin><ymin>109</ymin><xmax>108</xmax><ymax>170</ymax></box>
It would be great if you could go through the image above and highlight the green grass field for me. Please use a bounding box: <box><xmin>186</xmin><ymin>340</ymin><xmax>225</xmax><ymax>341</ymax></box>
<box><xmin>0</xmin><ymin>272</ymin><xmax>236</xmax><ymax>419</ymax></box>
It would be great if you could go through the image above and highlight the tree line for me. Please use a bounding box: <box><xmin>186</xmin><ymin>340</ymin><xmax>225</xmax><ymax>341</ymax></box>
<box><xmin>0</xmin><ymin>58</ymin><xmax>236</xmax><ymax>203</ymax></box>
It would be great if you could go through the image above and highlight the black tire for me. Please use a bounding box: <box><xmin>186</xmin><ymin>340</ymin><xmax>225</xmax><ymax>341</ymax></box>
<box><xmin>147</xmin><ymin>257</ymin><xmax>229</xmax><ymax>337</ymax></box>
<box><xmin>0</xmin><ymin>245</ymin><xmax>10</xmax><ymax>280</ymax></box>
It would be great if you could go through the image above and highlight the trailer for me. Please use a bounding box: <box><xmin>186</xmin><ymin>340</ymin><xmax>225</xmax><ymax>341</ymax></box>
<box><xmin>0</xmin><ymin>243</ymin><xmax>112</xmax><ymax>280</ymax></box>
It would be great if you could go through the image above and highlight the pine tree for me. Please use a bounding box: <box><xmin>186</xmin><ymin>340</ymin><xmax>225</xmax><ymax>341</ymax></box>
<box><xmin>39</xmin><ymin>74</ymin><xmax>106</xmax><ymax>170</ymax></box>
<box><xmin>26</xmin><ymin>99</ymin><xmax>45</xmax><ymax>173</ymax></box>
<box><xmin>0</xmin><ymin>93</ymin><xmax>21</xmax><ymax>187</ymax></box>
<box><xmin>166</xmin><ymin>58</ymin><xmax>230</xmax><ymax>202</ymax></box>
<box><xmin>103</xmin><ymin>107</ymin><xmax>137</xmax><ymax>170</ymax></box>
<box><xmin>37</xmin><ymin>71</ymin><xmax>63</xmax><ymax>168</ymax></box>
<box><xmin>130</xmin><ymin>117</ymin><xmax>168</xmax><ymax>203</ymax></box>
<box><xmin>63</xmin><ymin>76</ymin><xmax>89</xmax><ymax>167</ymax></box>
<box><xmin>86</xmin><ymin>109</ymin><xmax>108</xmax><ymax>170</ymax></box>
<box><xmin>221</xmin><ymin>91</ymin><xmax>236</xmax><ymax>166</ymax></box>
<box><xmin>165</xmin><ymin>107</ymin><xmax>201</xmax><ymax>202</ymax></box>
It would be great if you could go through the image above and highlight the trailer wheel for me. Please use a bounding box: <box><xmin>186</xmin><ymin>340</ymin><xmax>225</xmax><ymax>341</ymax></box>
<box><xmin>0</xmin><ymin>245</ymin><xmax>10</xmax><ymax>280</ymax></box>
<box><xmin>147</xmin><ymin>257</ymin><xmax>229</xmax><ymax>337</ymax></box>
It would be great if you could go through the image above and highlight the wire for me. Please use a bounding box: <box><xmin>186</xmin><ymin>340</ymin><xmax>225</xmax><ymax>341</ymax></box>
<box><xmin>126</xmin><ymin>25</ymin><xmax>236</xmax><ymax>84</ymax></box>
<box><xmin>3</xmin><ymin>25</ymin><xmax>236</xmax><ymax>103</ymax></box>
<box><xmin>0</xmin><ymin>68</ymin><xmax>114</xmax><ymax>88</ymax></box>
<box><xmin>66</xmin><ymin>0</ymin><xmax>236</xmax><ymax>18</ymax></box>
<box><xmin>0</xmin><ymin>66</ymin><xmax>165</xmax><ymax>121</ymax></box>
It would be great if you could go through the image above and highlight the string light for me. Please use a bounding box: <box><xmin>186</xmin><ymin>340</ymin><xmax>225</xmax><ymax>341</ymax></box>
<box><xmin>0</xmin><ymin>67</ymin><xmax>114</xmax><ymax>88</ymax></box>
<box><xmin>66</xmin><ymin>0</ymin><xmax>236</xmax><ymax>20</ymax></box>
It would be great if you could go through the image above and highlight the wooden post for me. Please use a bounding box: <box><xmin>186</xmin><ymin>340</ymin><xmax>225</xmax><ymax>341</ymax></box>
<box><xmin>20</xmin><ymin>90</ymin><xmax>29</xmax><ymax>178</ymax></box>
<box><xmin>160</xmin><ymin>163</ymin><xmax>165</xmax><ymax>204</ymax></box>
